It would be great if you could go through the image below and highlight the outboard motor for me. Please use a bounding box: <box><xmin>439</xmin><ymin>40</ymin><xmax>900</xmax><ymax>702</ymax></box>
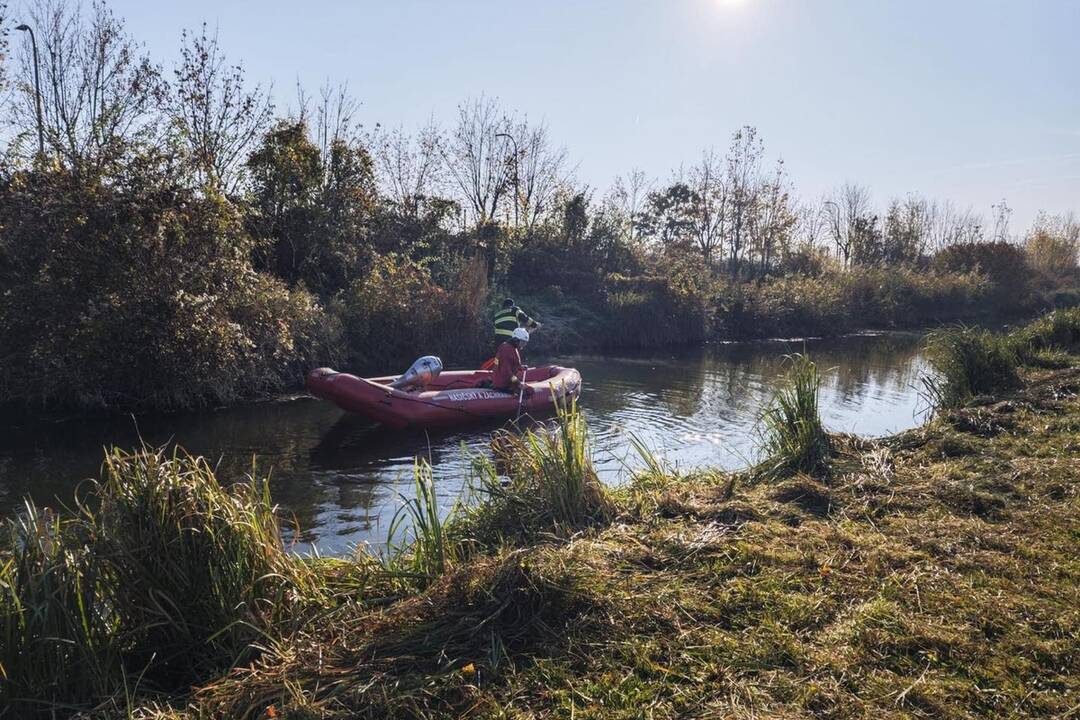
<box><xmin>390</xmin><ymin>355</ymin><xmax>443</xmax><ymax>389</ymax></box>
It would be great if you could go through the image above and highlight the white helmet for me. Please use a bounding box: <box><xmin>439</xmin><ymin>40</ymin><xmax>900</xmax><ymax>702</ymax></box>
<box><xmin>512</xmin><ymin>327</ymin><xmax>530</xmax><ymax>343</ymax></box>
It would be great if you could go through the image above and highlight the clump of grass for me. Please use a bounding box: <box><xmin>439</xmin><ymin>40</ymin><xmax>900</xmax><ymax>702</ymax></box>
<box><xmin>0</xmin><ymin>446</ymin><xmax>322</xmax><ymax>715</ymax></box>
<box><xmin>922</xmin><ymin>326</ymin><xmax>1022</xmax><ymax>409</ymax></box>
<box><xmin>457</xmin><ymin>399</ymin><xmax>613</xmax><ymax>549</ymax></box>
<box><xmin>0</xmin><ymin>502</ymin><xmax>122</xmax><ymax>714</ymax></box>
<box><xmin>756</xmin><ymin>353</ymin><xmax>831</xmax><ymax>480</ymax></box>
<box><xmin>384</xmin><ymin>459</ymin><xmax>460</xmax><ymax>586</ymax></box>
<box><xmin>86</xmin><ymin>447</ymin><xmax>319</xmax><ymax>686</ymax></box>
<box><xmin>923</xmin><ymin>309</ymin><xmax>1080</xmax><ymax>411</ymax></box>
<box><xmin>1015</xmin><ymin>307</ymin><xmax>1080</xmax><ymax>353</ymax></box>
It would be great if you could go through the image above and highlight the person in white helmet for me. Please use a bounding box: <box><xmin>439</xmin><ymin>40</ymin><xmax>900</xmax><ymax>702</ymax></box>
<box><xmin>491</xmin><ymin>327</ymin><xmax>533</xmax><ymax>396</ymax></box>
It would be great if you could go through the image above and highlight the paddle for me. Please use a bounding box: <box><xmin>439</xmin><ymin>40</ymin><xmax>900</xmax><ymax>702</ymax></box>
<box><xmin>515</xmin><ymin>366</ymin><xmax>527</xmax><ymax>422</ymax></box>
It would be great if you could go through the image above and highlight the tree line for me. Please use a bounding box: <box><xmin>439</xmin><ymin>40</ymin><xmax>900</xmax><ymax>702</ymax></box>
<box><xmin>0</xmin><ymin>0</ymin><xmax>1076</xmax><ymax>411</ymax></box>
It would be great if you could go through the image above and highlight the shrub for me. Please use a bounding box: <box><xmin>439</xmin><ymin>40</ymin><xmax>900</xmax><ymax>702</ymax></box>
<box><xmin>933</xmin><ymin>241</ymin><xmax>1033</xmax><ymax>311</ymax></box>
<box><xmin>1024</xmin><ymin>213</ymin><xmax>1079</xmax><ymax>286</ymax></box>
<box><xmin>0</xmin><ymin>168</ymin><xmax>326</xmax><ymax>410</ymax></box>
<box><xmin>334</xmin><ymin>253</ymin><xmax>487</xmax><ymax>372</ymax></box>
<box><xmin>603</xmin><ymin>263</ymin><xmax>712</xmax><ymax>348</ymax></box>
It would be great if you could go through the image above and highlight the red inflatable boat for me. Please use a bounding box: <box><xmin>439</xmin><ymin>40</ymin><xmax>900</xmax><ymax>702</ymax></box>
<box><xmin>306</xmin><ymin>365</ymin><xmax>582</xmax><ymax>430</ymax></box>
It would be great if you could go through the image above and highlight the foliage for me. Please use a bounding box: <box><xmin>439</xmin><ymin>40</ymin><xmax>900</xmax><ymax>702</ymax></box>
<box><xmin>247</xmin><ymin>119</ymin><xmax>379</xmax><ymax>296</ymax></box>
<box><xmin>333</xmin><ymin>253</ymin><xmax>487</xmax><ymax>373</ymax></box>
<box><xmin>0</xmin><ymin>166</ymin><xmax>325</xmax><ymax>410</ymax></box>
<box><xmin>933</xmin><ymin>240</ymin><xmax>1032</xmax><ymax>308</ymax></box>
<box><xmin>0</xmin><ymin>1</ymin><xmax>1076</xmax><ymax>415</ymax></box>
<box><xmin>1024</xmin><ymin>212</ymin><xmax>1079</xmax><ymax>286</ymax></box>
<box><xmin>603</xmin><ymin>261</ymin><xmax>713</xmax><ymax>348</ymax></box>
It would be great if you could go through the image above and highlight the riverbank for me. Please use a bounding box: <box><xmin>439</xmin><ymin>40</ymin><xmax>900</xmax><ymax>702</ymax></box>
<box><xmin>2</xmin><ymin>311</ymin><xmax>1078</xmax><ymax>718</ymax></box>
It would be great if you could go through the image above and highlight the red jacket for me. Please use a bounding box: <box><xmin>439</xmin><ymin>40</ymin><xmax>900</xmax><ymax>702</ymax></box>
<box><xmin>491</xmin><ymin>341</ymin><xmax>524</xmax><ymax>391</ymax></box>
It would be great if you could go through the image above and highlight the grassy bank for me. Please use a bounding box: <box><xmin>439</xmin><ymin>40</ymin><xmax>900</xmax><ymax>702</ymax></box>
<box><xmin>2</xmin><ymin>311</ymin><xmax>1080</xmax><ymax>718</ymax></box>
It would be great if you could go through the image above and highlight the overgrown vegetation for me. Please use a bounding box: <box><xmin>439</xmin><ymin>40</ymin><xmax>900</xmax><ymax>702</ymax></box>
<box><xmin>0</xmin><ymin>447</ymin><xmax>321</xmax><ymax>715</ymax></box>
<box><xmin>6</xmin><ymin>311</ymin><xmax>1077</xmax><ymax>717</ymax></box>
<box><xmin>1</xmin><ymin>1</ymin><xmax>1077</xmax><ymax>412</ymax></box>
<box><xmin>456</xmin><ymin>399</ymin><xmax>614</xmax><ymax>549</ymax></box>
<box><xmin>924</xmin><ymin>307</ymin><xmax>1080</xmax><ymax>408</ymax></box>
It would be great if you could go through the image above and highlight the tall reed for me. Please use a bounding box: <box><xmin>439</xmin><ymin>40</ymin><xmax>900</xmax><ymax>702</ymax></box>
<box><xmin>385</xmin><ymin>459</ymin><xmax>459</xmax><ymax>584</ymax></box>
<box><xmin>0</xmin><ymin>502</ymin><xmax>122</xmax><ymax>713</ymax></box>
<box><xmin>1</xmin><ymin>446</ymin><xmax>319</xmax><ymax>715</ymax></box>
<box><xmin>756</xmin><ymin>354</ymin><xmax>831</xmax><ymax>480</ymax></box>
<box><xmin>86</xmin><ymin>447</ymin><xmax>316</xmax><ymax>684</ymax></box>
<box><xmin>459</xmin><ymin>399</ymin><xmax>612</xmax><ymax>549</ymax></box>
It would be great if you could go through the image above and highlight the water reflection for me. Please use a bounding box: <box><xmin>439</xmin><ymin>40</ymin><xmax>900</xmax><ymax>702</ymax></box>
<box><xmin>0</xmin><ymin>332</ymin><xmax>928</xmax><ymax>556</ymax></box>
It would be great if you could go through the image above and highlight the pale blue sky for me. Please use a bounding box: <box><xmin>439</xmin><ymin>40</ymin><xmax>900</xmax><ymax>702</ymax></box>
<box><xmin>55</xmin><ymin>1</ymin><xmax>1080</xmax><ymax>228</ymax></box>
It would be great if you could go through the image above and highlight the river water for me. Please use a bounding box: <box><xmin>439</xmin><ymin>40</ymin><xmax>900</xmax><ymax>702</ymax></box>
<box><xmin>0</xmin><ymin>333</ymin><xmax>929</xmax><ymax>556</ymax></box>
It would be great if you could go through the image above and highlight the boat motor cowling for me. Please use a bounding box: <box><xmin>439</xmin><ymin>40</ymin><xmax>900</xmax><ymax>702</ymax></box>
<box><xmin>390</xmin><ymin>355</ymin><xmax>443</xmax><ymax>389</ymax></box>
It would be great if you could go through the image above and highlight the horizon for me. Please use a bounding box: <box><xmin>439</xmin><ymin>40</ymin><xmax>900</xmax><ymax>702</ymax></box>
<box><xmin>9</xmin><ymin>0</ymin><xmax>1080</xmax><ymax>230</ymax></box>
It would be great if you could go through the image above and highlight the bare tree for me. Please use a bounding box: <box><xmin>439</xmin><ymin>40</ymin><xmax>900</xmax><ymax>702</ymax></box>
<box><xmin>439</xmin><ymin>95</ymin><xmax>512</xmax><ymax>225</ymax></box>
<box><xmin>12</xmin><ymin>0</ymin><xmax>161</xmax><ymax>171</ymax></box>
<box><xmin>296</xmin><ymin>82</ymin><xmax>363</xmax><ymax>170</ymax></box>
<box><xmin>749</xmin><ymin>159</ymin><xmax>796</xmax><ymax>275</ymax></box>
<box><xmin>725</xmin><ymin>126</ymin><xmax>764</xmax><ymax>277</ymax></box>
<box><xmin>609</xmin><ymin>168</ymin><xmax>652</xmax><ymax>243</ymax></box>
<box><xmin>375</xmin><ymin>119</ymin><xmax>444</xmax><ymax>218</ymax></box>
<box><xmin>797</xmin><ymin>198</ymin><xmax>828</xmax><ymax>251</ymax></box>
<box><xmin>686</xmin><ymin>148</ymin><xmax>727</xmax><ymax>264</ymax></box>
<box><xmin>506</xmin><ymin>118</ymin><xmax>569</xmax><ymax>231</ymax></box>
<box><xmin>929</xmin><ymin>200</ymin><xmax>983</xmax><ymax>250</ymax></box>
<box><xmin>824</xmin><ymin>183</ymin><xmax>872</xmax><ymax>266</ymax></box>
<box><xmin>168</xmin><ymin>24</ymin><xmax>272</xmax><ymax>193</ymax></box>
<box><xmin>883</xmin><ymin>194</ymin><xmax>933</xmax><ymax>264</ymax></box>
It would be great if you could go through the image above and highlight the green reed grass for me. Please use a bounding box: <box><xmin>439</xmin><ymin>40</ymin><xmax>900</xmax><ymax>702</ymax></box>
<box><xmin>1014</xmin><ymin>307</ymin><xmax>1080</xmax><ymax>353</ymax></box>
<box><xmin>385</xmin><ymin>459</ymin><xmax>459</xmax><ymax>585</ymax></box>
<box><xmin>923</xmin><ymin>326</ymin><xmax>1022</xmax><ymax>409</ymax></box>
<box><xmin>0</xmin><ymin>502</ymin><xmax>122</xmax><ymax>714</ymax></box>
<box><xmin>458</xmin><ymin>398</ymin><xmax>613</xmax><ymax>549</ymax></box>
<box><xmin>86</xmin><ymin>447</ymin><xmax>318</xmax><ymax>685</ymax></box>
<box><xmin>0</xmin><ymin>446</ymin><xmax>322</xmax><ymax>716</ymax></box>
<box><xmin>756</xmin><ymin>354</ymin><xmax>831</xmax><ymax>481</ymax></box>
